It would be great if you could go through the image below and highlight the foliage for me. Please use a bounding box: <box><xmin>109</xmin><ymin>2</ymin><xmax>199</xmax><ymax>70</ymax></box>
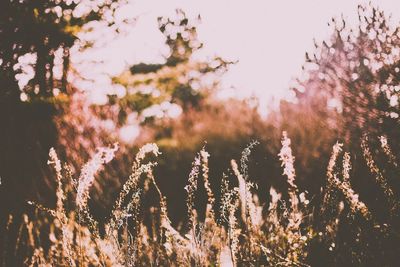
<box><xmin>0</xmin><ymin>0</ymin><xmax>126</xmax><ymax>101</ymax></box>
<box><xmin>292</xmin><ymin>4</ymin><xmax>400</xmax><ymax>149</ymax></box>
<box><xmin>2</xmin><ymin>2</ymin><xmax>400</xmax><ymax>266</ymax></box>
<box><xmin>111</xmin><ymin>9</ymin><xmax>232</xmax><ymax>125</ymax></box>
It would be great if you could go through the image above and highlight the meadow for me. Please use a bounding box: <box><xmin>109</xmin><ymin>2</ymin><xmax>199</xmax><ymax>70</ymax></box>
<box><xmin>3</xmin><ymin>132</ymin><xmax>400</xmax><ymax>266</ymax></box>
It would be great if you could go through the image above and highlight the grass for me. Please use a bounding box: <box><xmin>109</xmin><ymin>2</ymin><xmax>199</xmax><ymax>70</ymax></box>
<box><xmin>3</xmin><ymin>132</ymin><xmax>400</xmax><ymax>266</ymax></box>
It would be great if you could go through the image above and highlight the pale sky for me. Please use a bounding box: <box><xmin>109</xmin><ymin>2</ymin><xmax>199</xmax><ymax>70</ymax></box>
<box><xmin>73</xmin><ymin>0</ymin><xmax>400</xmax><ymax>109</ymax></box>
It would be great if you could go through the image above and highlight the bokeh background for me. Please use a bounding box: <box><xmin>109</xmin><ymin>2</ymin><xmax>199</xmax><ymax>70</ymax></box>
<box><xmin>1</xmin><ymin>1</ymin><xmax>400</xmax><ymax>265</ymax></box>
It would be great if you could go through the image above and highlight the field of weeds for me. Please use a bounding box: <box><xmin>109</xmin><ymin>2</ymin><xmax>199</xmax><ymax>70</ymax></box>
<box><xmin>2</xmin><ymin>133</ymin><xmax>399</xmax><ymax>266</ymax></box>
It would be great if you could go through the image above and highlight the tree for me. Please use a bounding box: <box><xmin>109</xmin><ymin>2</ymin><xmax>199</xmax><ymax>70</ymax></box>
<box><xmin>293</xmin><ymin>4</ymin><xmax>400</xmax><ymax>149</ymax></box>
<box><xmin>288</xmin><ymin>5</ymin><xmax>400</xmax><ymax>265</ymax></box>
<box><xmin>111</xmin><ymin>9</ymin><xmax>232</xmax><ymax>127</ymax></box>
<box><xmin>0</xmin><ymin>0</ymin><xmax>128</xmax><ymax>101</ymax></box>
<box><xmin>0</xmin><ymin>0</ymin><xmax>125</xmax><ymax>238</ymax></box>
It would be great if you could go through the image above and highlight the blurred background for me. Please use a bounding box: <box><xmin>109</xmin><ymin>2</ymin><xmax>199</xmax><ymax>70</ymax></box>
<box><xmin>1</xmin><ymin>0</ymin><xmax>400</xmax><ymax>228</ymax></box>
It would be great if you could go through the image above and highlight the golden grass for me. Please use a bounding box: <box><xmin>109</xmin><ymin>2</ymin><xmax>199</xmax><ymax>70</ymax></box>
<box><xmin>4</xmin><ymin>132</ymin><xmax>400</xmax><ymax>266</ymax></box>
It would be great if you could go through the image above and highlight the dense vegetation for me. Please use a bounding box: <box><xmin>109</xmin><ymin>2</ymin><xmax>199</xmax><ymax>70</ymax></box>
<box><xmin>1</xmin><ymin>2</ymin><xmax>400</xmax><ymax>266</ymax></box>
<box><xmin>3</xmin><ymin>133</ymin><xmax>400</xmax><ymax>266</ymax></box>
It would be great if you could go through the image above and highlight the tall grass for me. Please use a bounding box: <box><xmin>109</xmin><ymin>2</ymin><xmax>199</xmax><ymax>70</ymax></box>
<box><xmin>3</xmin><ymin>132</ymin><xmax>400</xmax><ymax>266</ymax></box>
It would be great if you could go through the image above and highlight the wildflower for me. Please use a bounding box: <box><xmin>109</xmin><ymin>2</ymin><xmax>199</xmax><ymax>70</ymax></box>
<box><xmin>379</xmin><ymin>135</ymin><xmax>398</xmax><ymax>167</ymax></box>
<box><xmin>278</xmin><ymin>132</ymin><xmax>302</xmax><ymax>230</ymax></box>
<box><xmin>231</xmin><ymin>159</ymin><xmax>257</xmax><ymax>226</ymax></box>
<box><xmin>76</xmin><ymin>144</ymin><xmax>119</xmax><ymax>209</ymax></box>
<box><xmin>185</xmin><ymin>152</ymin><xmax>201</xmax><ymax>229</ymax></box>
<box><xmin>342</xmin><ymin>152</ymin><xmax>351</xmax><ymax>182</ymax></box>
<box><xmin>322</xmin><ymin>142</ymin><xmax>343</xmax><ymax>211</ymax></box>
<box><xmin>136</xmin><ymin>143</ymin><xmax>160</xmax><ymax>161</ymax></box>
<box><xmin>362</xmin><ymin>136</ymin><xmax>397</xmax><ymax>213</ymax></box>
<box><xmin>240</xmin><ymin>140</ymin><xmax>259</xmax><ymax>180</ymax></box>
<box><xmin>278</xmin><ymin>131</ymin><xmax>297</xmax><ymax>190</ymax></box>
<box><xmin>200</xmin><ymin>149</ymin><xmax>215</xmax><ymax>221</ymax></box>
<box><xmin>48</xmin><ymin>148</ymin><xmax>65</xmax><ymax>215</ymax></box>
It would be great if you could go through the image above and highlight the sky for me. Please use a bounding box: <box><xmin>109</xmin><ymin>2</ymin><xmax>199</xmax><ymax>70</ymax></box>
<box><xmin>73</xmin><ymin>0</ymin><xmax>400</xmax><ymax>110</ymax></box>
